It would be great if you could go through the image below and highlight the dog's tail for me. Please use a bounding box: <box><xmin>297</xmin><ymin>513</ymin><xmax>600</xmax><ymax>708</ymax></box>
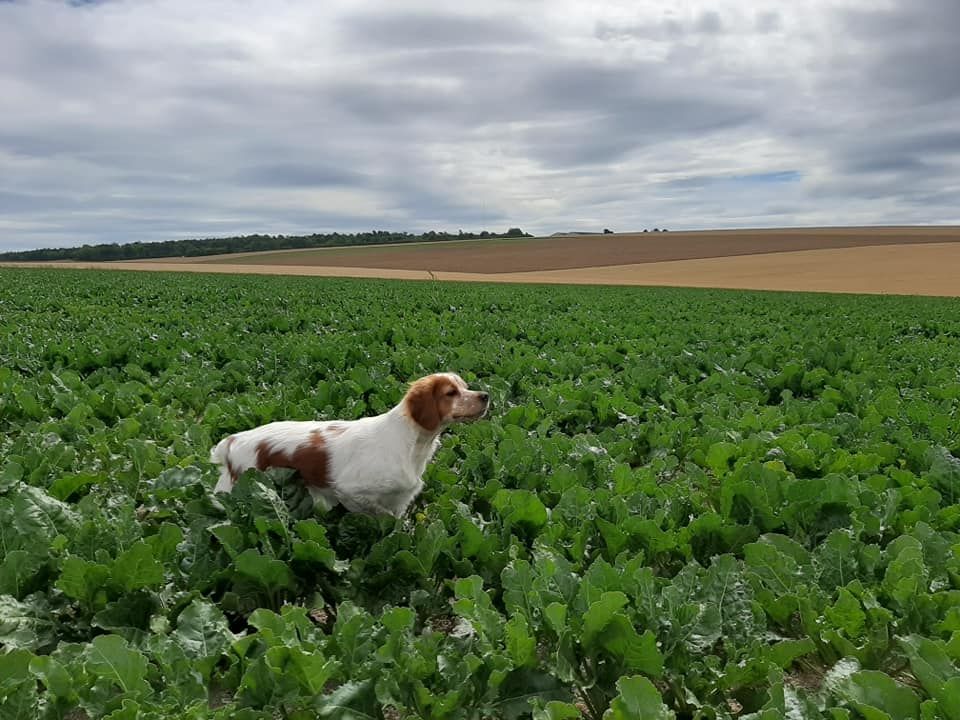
<box><xmin>209</xmin><ymin>436</ymin><xmax>232</xmax><ymax>465</ymax></box>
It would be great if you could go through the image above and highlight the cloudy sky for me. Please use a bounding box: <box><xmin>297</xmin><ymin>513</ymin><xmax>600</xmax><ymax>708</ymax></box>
<box><xmin>1</xmin><ymin>0</ymin><xmax>958</xmax><ymax>250</ymax></box>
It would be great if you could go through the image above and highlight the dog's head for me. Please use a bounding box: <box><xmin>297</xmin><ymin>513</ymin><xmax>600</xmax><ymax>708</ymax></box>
<box><xmin>403</xmin><ymin>372</ymin><xmax>490</xmax><ymax>433</ymax></box>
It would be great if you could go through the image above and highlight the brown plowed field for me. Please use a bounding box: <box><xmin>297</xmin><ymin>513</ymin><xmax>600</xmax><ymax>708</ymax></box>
<box><xmin>184</xmin><ymin>226</ymin><xmax>960</xmax><ymax>273</ymax></box>
<box><xmin>6</xmin><ymin>241</ymin><xmax>960</xmax><ymax>297</ymax></box>
<box><xmin>4</xmin><ymin>226</ymin><xmax>960</xmax><ymax>297</ymax></box>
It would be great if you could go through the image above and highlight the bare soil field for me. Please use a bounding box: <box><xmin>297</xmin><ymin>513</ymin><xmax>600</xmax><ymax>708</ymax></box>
<box><xmin>7</xmin><ymin>241</ymin><xmax>960</xmax><ymax>297</ymax></box>
<box><xmin>503</xmin><ymin>243</ymin><xmax>960</xmax><ymax>297</ymax></box>
<box><xmin>174</xmin><ymin>225</ymin><xmax>960</xmax><ymax>273</ymax></box>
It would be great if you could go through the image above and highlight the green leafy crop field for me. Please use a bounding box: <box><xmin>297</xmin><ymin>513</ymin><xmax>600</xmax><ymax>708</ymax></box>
<box><xmin>1</xmin><ymin>268</ymin><xmax>959</xmax><ymax>719</ymax></box>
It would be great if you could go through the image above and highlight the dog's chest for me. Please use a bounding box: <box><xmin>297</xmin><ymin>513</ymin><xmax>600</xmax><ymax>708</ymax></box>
<box><xmin>329</xmin><ymin>432</ymin><xmax>426</xmax><ymax>493</ymax></box>
<box><xmin>321</xmin><ymin>416</ymin><xmax>436</xmax><ymax>515</ymax></box>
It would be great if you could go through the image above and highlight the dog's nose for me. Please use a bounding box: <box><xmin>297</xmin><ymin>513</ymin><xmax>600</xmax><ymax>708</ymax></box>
<box><xmin>478</xmin><ymin>392</ymin><xmax>489</xmax><ymax>402</ymax></box>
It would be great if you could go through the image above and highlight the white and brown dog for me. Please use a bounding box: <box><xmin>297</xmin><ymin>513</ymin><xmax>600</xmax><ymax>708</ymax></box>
<box><xmin>210</xmin><ymin>373</ymin><xmax>489</xmax><ymax>517</ymax></box>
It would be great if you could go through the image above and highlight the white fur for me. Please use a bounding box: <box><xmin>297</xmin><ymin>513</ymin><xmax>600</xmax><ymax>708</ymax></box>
<box><xmin>209</xmin><ymin>372</ymin><xmax>488</xmax><ymax>517</ymax></box>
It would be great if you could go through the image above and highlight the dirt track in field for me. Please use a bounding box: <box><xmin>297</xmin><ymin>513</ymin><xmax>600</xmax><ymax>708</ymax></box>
<box><xmin>172</xmin><ymin>225</ymin><xmax>960</xmax><ymax>273</ymax></box>
<box><xmin>6</xmin><ymin>241</ymin><xmax>960</xmax><ymax>297</ymax></box>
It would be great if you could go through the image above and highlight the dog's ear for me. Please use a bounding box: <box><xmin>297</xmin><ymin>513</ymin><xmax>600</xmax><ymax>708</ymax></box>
<box><xmin>406</xmin><ymin>377</ymin><xmax>441</xmax><ymax>432</ymax></box>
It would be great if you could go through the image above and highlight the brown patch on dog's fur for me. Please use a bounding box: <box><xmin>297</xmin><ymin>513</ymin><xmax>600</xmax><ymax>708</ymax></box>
<box><xmin>404</xmin><ymin>375</ymin><xmax>456</xmax><ymax>432</ymax></box>
<box><xmin>255</xmin><ymin>430</ymin><xmax>331</xmax><ymax>487</ymax></box>
<box><xmin>225</xmin><ymin>436</ymin><xmax>242</xmax><ymax>485</ymax></box>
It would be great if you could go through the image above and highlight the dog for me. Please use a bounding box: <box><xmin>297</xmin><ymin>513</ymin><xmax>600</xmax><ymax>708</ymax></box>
<box><xmin>209</xmin><ymin>372</ymin><xmax>490</xmax><ymax>517</ymax></box>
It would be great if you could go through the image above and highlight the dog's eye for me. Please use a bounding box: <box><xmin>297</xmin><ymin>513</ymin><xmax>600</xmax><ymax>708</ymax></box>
<box><xmin>446</xmin><ymin>388</ymin><xmax>458</xmax><ymax>397</ymax></box>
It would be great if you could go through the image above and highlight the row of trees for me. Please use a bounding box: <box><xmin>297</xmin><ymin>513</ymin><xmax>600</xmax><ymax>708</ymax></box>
<box><xmin>0</xmin><ymin>228</ymin><xmax>533</xmax><ymax>262</ymax></box>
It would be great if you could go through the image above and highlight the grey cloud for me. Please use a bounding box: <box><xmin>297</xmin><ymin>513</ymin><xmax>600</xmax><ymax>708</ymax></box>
<box><xmin>2</xmin><ymin>1</ymin><xmax>960</xmax><ymax>251</ymax></box>
<box><xmin>527</xmin><ymin>60</ymin><xmax>756</xmax><ymax>122</ymax></box>
<box><xmin>346</xmin><ymin>45</ymin><xmax>763</xmax><ymax>163</ymax></box>
<box><xmin>388</xmin><ymin>189</ymin><xmax>505</xmax><ymax>228</ymax></box>
<box><xmin>513</xmin><ymin>59</ymin><xmax>758</xmax><ymax>167</ymax></box>
<box><xmin>518</xmin><ymin>97</ymin><xmax>754</xmax><ymax>169</ymax></box>
<box><xmin>755</xmin><ymin>11</ymin><xmax>781</xmax><ymax>33</ymax></box>
<box><xmin>0</xmin><ymin>190</ymin><xmax>81</xmax><ymax>214</ymax></box>
<box><xmin>895</xmin><ymin>129</ymin><xmax>960</xmax><ymax>156</ymax></box>
<box><xmin>842</xmin><ymin>155</ymin><xmax>936</xmax><ymax>175</ymax></box>
<box><xmin>695</xmin><ymin>11</ymin><xmax>723</xmax><ymax>34</ymax></box>
<box><xmin>339</xmin><ymin>10</ymin><xmax>537</xmax><ymax>50</ymax></box>
<box><xmin>596</xmin><ymin>10</ymin><xmax>728</xmax><ymax>41</ymax></box>
<box><xmin>771</xmin><ymin>0</ymin><xmax>960</xmax><ymax>216</ymax></box>
<box><xmin>326</xmin><ymin>46</ymin><xmax>762</xmax><ymax>172</ymax></box>
<box><xmin>843</xmin><ymin>0</ymin><xmax>960</xmax><ymax>104</ymax></box>
<box><xmin>234</xmin><ymin>164</ymin><xmax>368</xmax><ymax>189</ymax></box>
<box><xmin>327</xmin><ymin>79</ymin><xmax>461</xmax><ymax>126</ymax></box>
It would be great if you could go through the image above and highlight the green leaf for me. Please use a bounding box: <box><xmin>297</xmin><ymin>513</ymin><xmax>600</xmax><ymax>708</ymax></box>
<box><xmin>316</xmin><ymin>680</ymin><xmax>379</xmax><ymax>719</ymax></box>
<box><xmin>544</xmin><ymin>603</ymin><xmax>568</xmax><ymax>636</ymax></box>
<box><xmin>248</xmin><ymin>480</ymin><xmax>293</xmax><ymax>543</ymax></box>
<box><xmin>505</xmin><ymin>614</ymin><xmax>537</xmax><ymax>668</ymax></box>
<box><xmin>815</xmin><ymin>530</ymin><xmax>860</xmax><ymax>590</ymax></box>
<box><xmin>234</xmin><ymin>549</ymin><xmax>295</xmax><ymax>593</ymax></box>
<box><xmin>596</xmin><ymin>518</ymin><xmax>628</xmax><ymax>558</ymax></box>
<box><xmin>292</xmin><ymin>519</ymin><xmax>337</xmax><ymax>569</ymax></box>
<box><xmin>453</xmin><ymin>575</ymin><xmax>505</xmax><ymax>643</ymax></box>
<box><xmin>834</xmin><ymin>669</ymin><xmax>921</xmax><ymax>720</ymax></box>
<box><xmin>330</xmin><ymin>603</ymin><xmax>377</xmax><ymax>676</ymax></box>
<box><xmin>84</xmin><ymin>634</ymin><xmax>151</xmax><ymax>698</ymax></box>
<box><xmin>151</xmin><ymin>466</ymin><xmax>205</xmax><ymax>499</ymax></box>
<box><xmin>209</xmin><ymin>523</ymin><xmax>247</xmax><ymax>559</ymax></box>
<box><xmin>532</xmin><ymin>701</ymin><xmax>581</xmax><ymax>720</ymax></box>
<box><xmin>826</xmin><ymin>589</ymin><xmax>867</xmax><ymax>638</ymax></box>
<box><xmin>112</xmin><ymin>540</ymin><xmax>164</xmax><ymax>592</ymax></box>
<box><xmin>92</xmin><ymin>591</ymin><xmax>160</xmax><ymax>640</ymax></box>
<box><xmin>248</xmin><ymin>607</ymin><xmax>296</xmax><ymax>647</ymax></box>
<box><xmin>582</xmin><ymin>592</ymin><xmax>663</xmax><ymax>676</ymax></box>
<box><xmin>582</xmin><ymin>591</ymin><xmax>629</xmax><ymax>647</ymax></box>
<box><xmin>706</xmin><ymin>441</ymin><xmax>739</xmax><ymax>477</ymax></box>
<box><xmin>0</xmin><ymin>551</ymin><xmax>43</xmax><ymax>599</ymax></box>
<box><xmin>766</xmin><ymin>638</ymin><xmax>817</xmax><ymax>669</ymax></box>
<box><xmin>287</xmin><ymin>647</ymin><xmax>338</xmax><ymax>696</ymax></box>
<box><xmin>380</xmin><ymin>606</ymin><xmax>415</xmax><ymax>634</ymax></box>
<box><xmin>899</xmin><ymin>635</ymin><xmax>960</xmax><ymax>720</ymax></box>
<box><xmin>102</xmin><ymin>699</ymin><xmax>142</xmax><ymax>720</ymax></box>
<box><xmin>0</xmin><ymin>462</ymin><xmax>23</xmax><ymax>493</ymax></box>
<box><xmin>29</xmin><ymin>655</ymin><xmax>75</xmax><ymax>702</ymax></box>
<box><xmin>146</xmin><ymin>637</ymin><xmax>206</xmax><ymax>705</ymax></box>
<box><xmin>57</xmin><ymin>556</ymin><xmax>111</xmax><ymax>607</ymax></box>
<box><xmin>0</xmin><ymin>677</ymin><xmax>38</xmax><ymax>719</ymax></box>
<box><xmin>744</xmin><ymin>539</ymin><xmax>802</xmax><ymax>595</ymax></box>
<box><xmin>48</xmin><ymin>472</ymin><xmax>101</xmax><ymax>501</ymax></box>
<box><xmin>603</xmin><ymin>675</ymin><xmax>675</xmax><ymax>720</ymax></box>
<box><xmin>491</xmin><ymin>669</ymin><xmax>572</xmax><ymax>720</ymax></box>
<box><xmin>701</xmin><ymin>554</ymin><xmax>760</xmax><ymax>642</ymax></box>
<box><xmin>760</xmin><ymin>533</ymin><xmax>813</xmax><ymax>569</ymax></box>
<box><xmin>492</xmin><ymin>489</ymin><xmax>548</xmax><ymax>533</ymax></box>
<box><xmin>144</xmin><ymin>523</ymin><xmax>184</xmax><ymax>564</ymax></box>
<box><xmin>414</xmin><ymin>519</ymin><xmax>448</xmax><ymax>575</ymax></box>
<box><xmin>0</xmin><ymin>595</ymin><xmax>55</xmax><ymax>651</ymax></box>
<box><xmin>0</xmin><ymin>485</ymin><xmax>77</xmax><ymax>553</ymax></box>
<box><xmin>0</xmin><ymin>649</ymin><xmax>32</xmax><ymax>693</ymax></box>
<box><xmin>940</xmin><ymin>680</ymin><xmax>960</xmax><ymax>720</ymax></box>
<box><xmin>238</xmin><ymin>653</ymin><xmax>295</xmax><ymax>709</ymax></box>
<box><xmin>173</xmin><ymin>599</ymin><xmax>234</xmax><ymax>679</ymax></box>
<box><xmin>882</xmin><ymin>538</ymin><xmax>928</xmax><ymax>609</ymax></box>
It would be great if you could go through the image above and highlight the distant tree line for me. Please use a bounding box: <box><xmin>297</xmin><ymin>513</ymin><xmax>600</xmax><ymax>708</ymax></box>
<box><xmin>0</xmin><ymin>227</ymin><xmax>533</xmax><ymax>262</ymax></box>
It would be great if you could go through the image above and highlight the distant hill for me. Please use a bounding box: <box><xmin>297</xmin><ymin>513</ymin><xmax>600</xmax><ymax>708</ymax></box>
<box><xmin>0</xmin><ymin>227</ymin><xmax>534</xmax><ymax>262</ymax></box>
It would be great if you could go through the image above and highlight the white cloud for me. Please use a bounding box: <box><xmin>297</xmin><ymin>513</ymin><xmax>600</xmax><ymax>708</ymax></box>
<box><xmin>0</xmin><ymin>0</ymin><xmax>957</xmax><ymax>250</ymax></box>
